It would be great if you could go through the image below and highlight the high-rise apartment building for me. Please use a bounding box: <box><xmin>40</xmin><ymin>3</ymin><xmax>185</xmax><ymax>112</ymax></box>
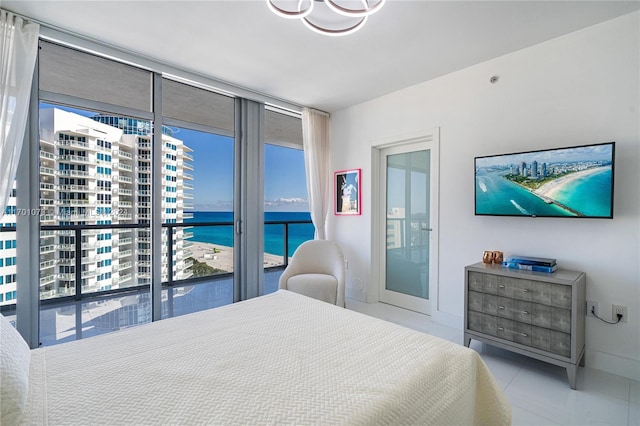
<box><xmin>0</xmin><ymin>108</ymin><xmax>193</xmax><ymax>306</ymax></box>
<box><xmin>0</xmin><ymin>184</ymin><xmax>17</xmax><ymax>305</ymax></box>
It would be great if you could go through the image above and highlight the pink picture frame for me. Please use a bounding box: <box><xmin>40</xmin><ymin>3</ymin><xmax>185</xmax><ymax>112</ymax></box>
<box><xmin>335</xmin><ymin>168</ymin><xmax>361</xmax><ymax>215</ymax></box>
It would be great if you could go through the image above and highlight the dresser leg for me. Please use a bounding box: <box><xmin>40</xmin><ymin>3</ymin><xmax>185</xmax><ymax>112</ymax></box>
<box><xmin>579</xmin><ymin>354</ymin><xmax>585</xmax><ymax>367</ymax></box>
<box><xmin>566</xmin><ymin>364</ymin><xmax>577</xmax><ymax>390</ymax></box>
<box><xmin>464</xmin><ymin>335</ymin><xmax>471</xmax><ymax>347</ymax></box>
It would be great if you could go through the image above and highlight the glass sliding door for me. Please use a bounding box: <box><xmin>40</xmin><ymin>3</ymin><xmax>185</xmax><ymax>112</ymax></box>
<box><xmin>379</xmin><ymin>141</ymin><xmax>434</xmax><ymax>314</ymax></box>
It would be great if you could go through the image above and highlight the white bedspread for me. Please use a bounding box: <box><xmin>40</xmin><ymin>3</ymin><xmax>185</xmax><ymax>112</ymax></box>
<box><xmin>20</xmin><ymin>290</ymin><xmax>510</xmax><ymax>425</ymax></box>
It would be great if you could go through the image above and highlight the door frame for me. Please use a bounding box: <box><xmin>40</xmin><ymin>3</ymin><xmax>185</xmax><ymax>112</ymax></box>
<box><xmin>370</xmin><ymin>128</ymin><xmax>439</xmax><ymax>315</ymax></box>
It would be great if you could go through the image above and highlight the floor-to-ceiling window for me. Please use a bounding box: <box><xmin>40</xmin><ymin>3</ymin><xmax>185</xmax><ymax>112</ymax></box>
<box><xmin>263</xmin><ymin>108</ymin><xmax>313</xmax><ymax>293</ymax></box>
<box><xmin>7</xmin><ymin>38</ymin><xmax>310</xmax><ymax>347</ymax></box>
<box><xmin>159</xmin><ymin>78</ymin><xmax>237</xmax><ymax>318</ymax></box>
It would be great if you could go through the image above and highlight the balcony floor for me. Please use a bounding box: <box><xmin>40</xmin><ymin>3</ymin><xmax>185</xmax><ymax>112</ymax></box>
<box><xmin>37</xmin><ymin>269</ymin><xmax>284</xmax><ymax>347</ymax></box>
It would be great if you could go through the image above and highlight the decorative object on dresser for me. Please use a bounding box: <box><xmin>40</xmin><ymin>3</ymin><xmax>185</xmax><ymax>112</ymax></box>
<box><xmin>502</xmin><ymin>254</ymin><xmax>558</xmax><ymax>273</ymax></box>
<box><xmin>464</xmin><ymin>262</ymin><xmax>586</xmax><ymax>389</ymax></box>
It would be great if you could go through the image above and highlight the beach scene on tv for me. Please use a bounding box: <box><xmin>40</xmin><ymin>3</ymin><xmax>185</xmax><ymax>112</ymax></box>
<box><xmin>475</xmin><ymin>143</ymin><xmax>614</xmax><ymax>218</ymax></box>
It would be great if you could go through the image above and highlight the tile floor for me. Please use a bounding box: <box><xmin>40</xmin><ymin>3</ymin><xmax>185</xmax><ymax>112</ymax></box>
<box><xmin>347</xmin><ymin>298</ymin><xmax>640</xmax><ymax>426</ymax></box>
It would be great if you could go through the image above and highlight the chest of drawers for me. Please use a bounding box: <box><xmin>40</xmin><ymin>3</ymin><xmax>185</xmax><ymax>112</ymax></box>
<box><xmin>464</xmin><ymin>262</ymin><xmax>586</xmax><ymax>389</ymax></box>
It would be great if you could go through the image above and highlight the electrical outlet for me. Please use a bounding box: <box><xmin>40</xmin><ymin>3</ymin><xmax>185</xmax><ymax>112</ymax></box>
<box><xmin>612</xmin><ymin>304</ymin><xmax>628</xmax><ymax>323</ymax></box>
<box><xmin>586</xmin><ymin>300</ymin><xmax>599</xmax><ymax>317</ymax></box>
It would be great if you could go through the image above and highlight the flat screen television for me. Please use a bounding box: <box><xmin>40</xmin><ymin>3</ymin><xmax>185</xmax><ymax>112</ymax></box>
<box><xmin>474</xmin><ymin>142</ymin><xmax>615</xmax><ymax>218</ymax></box>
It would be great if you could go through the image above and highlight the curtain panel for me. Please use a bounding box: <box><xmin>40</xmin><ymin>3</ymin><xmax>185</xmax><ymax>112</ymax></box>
<box><xmin>301</xmin><ymin>108</ymin><xmax>330</xmax><ymax>240</ymax></box>
<box><xmin>0</xmin><ymin>10</ymin><xmax>39</xmax><ymax>219</ymax></box>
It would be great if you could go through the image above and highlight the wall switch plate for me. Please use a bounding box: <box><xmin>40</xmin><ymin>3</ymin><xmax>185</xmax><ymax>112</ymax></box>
<box><xmin>586</xmin><ymin>300</ymin><xmax>598</xmax><ymax>317</ymax></box>
<box><xmin>612</xmin><ymin>305</ymin><xmax>628</xmax><ymax>323</ymax></box>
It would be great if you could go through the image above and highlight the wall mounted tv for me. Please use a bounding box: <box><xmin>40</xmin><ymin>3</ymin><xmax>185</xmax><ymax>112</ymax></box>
<box><xmin>475</xmin><ymin>142</ymin><xmax>615</xmax><ymax>218</ymax></box>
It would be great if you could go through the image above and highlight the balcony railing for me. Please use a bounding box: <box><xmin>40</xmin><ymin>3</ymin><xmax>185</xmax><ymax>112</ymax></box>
<box><xmin>15</xmin><ymin>218</ymin><xmax>311</xmax><ymax>311</ymax></box>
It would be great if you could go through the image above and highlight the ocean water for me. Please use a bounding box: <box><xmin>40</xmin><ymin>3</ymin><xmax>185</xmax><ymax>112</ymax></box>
<box><xmin>186</xmin><ymin>211</ymin><xmax>314</xmax><ymax>257</ymax></box>
<box><xmin>550</xmin><ymin>168</ymin><xmax>612</xmax><ymax>217</ymax></box>
<box><xmin>475</xmin><ymin>167</ymin><xmax>612</xmax><ymax>217</ymax></box>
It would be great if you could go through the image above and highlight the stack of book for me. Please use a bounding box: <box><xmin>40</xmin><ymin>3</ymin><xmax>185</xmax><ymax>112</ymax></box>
<box><xmin>501</xmin><ymin>255</ymin><xmax>558</xmax><ymax>273</ymax></box>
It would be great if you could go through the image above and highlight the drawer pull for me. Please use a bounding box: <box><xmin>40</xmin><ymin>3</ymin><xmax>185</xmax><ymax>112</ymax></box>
<box><xmin>498</xmin><ymin>327</ymin><xmax>504</xmax><ymax>331</ymax></box>
<box><xmin>498</xmin><ymin>306</ymin><xmax>505</xmax><ymax>310</ymax></box>
<box><xmin>522</xmin><ymin>289</ymin><xmax>529</xmax><ymax>293</ymax></box>
<box><xmin>522</xmin><ymin>311</ymin><xmax>529</xmax><ymax>315</ymax></box>
<box><xmin>521</xmin><ymin>333</ymin><xmax>528</xmax><ymax>337</ymax></box>
<box><xmin>498</xmin><ymin>285</ymin><xmax>505</xmax><ymax>289</ymax></box>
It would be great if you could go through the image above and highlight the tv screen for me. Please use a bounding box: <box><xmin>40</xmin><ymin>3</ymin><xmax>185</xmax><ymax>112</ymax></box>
<box><xmin>475</xmin><ymin>142</ymin><xmax>615</xmax><ymax>218</ymax></box>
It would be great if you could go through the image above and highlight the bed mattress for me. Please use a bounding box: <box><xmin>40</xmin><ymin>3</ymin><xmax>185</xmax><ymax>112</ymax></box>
<box><xmin>20</xmin><ymin>290</ymin><xmax>510</xmax><ymax>425</ymax></box>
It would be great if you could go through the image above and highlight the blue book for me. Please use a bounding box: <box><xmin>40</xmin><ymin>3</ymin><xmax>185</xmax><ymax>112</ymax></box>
<box><xmin>502</xmin><ymin>261</ymin><xmax>558</xmax><ymax>273</ymax></box>
<box><xmin>508</xmin><ymin>255</ymin><xmax>557</xmax><ymax>267</ymax></box>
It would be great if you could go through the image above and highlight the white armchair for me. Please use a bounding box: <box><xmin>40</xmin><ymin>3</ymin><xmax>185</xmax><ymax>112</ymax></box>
<box><xmin>278</xmin><ymin>240</ymin><xmax>345</xmax><ymax>308</ymax></box>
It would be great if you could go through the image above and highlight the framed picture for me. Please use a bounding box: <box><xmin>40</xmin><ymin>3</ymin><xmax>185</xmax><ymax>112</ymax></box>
<box><xmin>335</xmin><ymin>168</ymin><xmax>361</xmax><ymax>215</ymax></box>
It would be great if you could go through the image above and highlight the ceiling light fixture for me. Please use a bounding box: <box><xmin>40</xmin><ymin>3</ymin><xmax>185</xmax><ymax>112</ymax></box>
<box><xmin>266</xmin><ymin>0</ymin><xmax>386</xmax><ymax>36</ymax></box>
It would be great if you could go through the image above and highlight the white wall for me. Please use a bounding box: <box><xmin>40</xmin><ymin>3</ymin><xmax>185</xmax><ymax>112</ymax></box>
<box><xmin>329</xmin><ymin>11</ymin><xmax>639</xmax><ymax>380</ymax></box>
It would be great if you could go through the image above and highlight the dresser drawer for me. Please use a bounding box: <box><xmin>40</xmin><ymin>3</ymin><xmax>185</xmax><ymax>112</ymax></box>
<box><xmin>497</xmin><ymin>318</ymin><xmax>532</xmax><ymax>346</ymax></box>
<box><xmin>468</xmin><ymin>311</ymin><xmax>497</xmax><ymax>336</ymax></box>
<box><xmin>529</xmin><ymin>326</ymin><xmax>571</xmax><ymax>357</ymax></box>
<box><xmin>468</xmin><ymin>271</ymin><xmax>483</xmax><ymax>292</ymax></box>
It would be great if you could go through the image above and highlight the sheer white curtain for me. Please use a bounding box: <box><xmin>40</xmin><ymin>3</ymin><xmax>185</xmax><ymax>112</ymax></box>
<box><xmin>302</xmin><ymin>108</ymin><xmax>330</xmax><ymax>240</ymax></box>
<box><xmin>0</xmin><ymin>11</ymin><xmax>39</xmax><ymax>219</ymax></box>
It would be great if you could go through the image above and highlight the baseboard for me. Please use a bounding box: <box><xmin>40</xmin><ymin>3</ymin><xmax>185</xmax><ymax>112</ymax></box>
<box><xmin>585</xmin><ymin>349</ymin><xmax>640</xmax><ymax>381</ymax></box>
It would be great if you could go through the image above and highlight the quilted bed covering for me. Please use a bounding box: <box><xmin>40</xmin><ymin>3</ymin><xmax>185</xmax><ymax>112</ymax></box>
<box><xmin>20</xmin><ymin>290</ymin><xmax>510</xmax><ymax>425</ymax></box>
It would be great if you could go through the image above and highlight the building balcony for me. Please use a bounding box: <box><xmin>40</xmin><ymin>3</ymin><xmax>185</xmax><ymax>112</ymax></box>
<box><xmin>59</xmin><ymin>154</ymin><xmax>91</xmax><ymax>163</ymax></box>
<box><xmin>39</xmin><ymin>275</ymin><xmax>55</xmax><ymax>286</ymax></box>
<box><xmin>40</xmin><ymin>183</ymin><xmax>55</xmax><ymax>191</ymax></box>
<box><xmin>118</xmin><ymin>238</ymin><xmax>133</xmax><ymax>245</ymax></box>
<box><xmin>58</xmin><ymin>139</ymin><xmax>96</xmax><ymax>151</ymax></box>
<box><xmin>115</xmin><ymin>150</ymin><xmax>133</xmax><ymax>159</ymax></box>
<box><xmin>40</xmin><ymin>167</ymin><xmax>55</xmax><ymax>176</ymax></box>
<box><xmin>58</xmin><ymin>170</ymin><xmax>97</xmax><ymax>179</ymax></box>
<box><xmin>117</xmin><ymin>249</ymin><xmax>133</xmax><ymax>258</ymax></box>
<box><xmin>40</xmin><ymin>244</ymin><xmax>56</xmax><ymax>254</ymax></box>
<box><xmin>118</xmin><ymin>261</ymin><xmax>133</xmax><ymax>271</ymax></box>
<box><xmin>138</xmin><ymin>166</ymin><xmax>151</xmax><ymax>172</ymax></box>
<box><xmin>182</xmin><ymin>152</ymin><xmax>194</xmax><ymax>162</ymax></box>
<box><xmin>179</xmin><ymin>161</ymin><xmax>194</xmax><ymax>171</ymax></box>
<box><xmin>182</xmin><ymin>172</ymin><xmax>193</xmax><ymax>180</ymax></box>
<box><xmin>117</xmin><ymin>201</ymin><xmax>133</xmax><ymax>208</ymax></box>
<box><xmin>57</xmin><ymin>199</ymin><xmax>90</xmax><ymax>206</ymax></box>
<box><xmin>118</xmin><ymin>163</ymin><xmax>133</xmax><ymax>171</ymax></box>
<box><xmin>138</xmin><ymin>178</ymin><xmax>151</xmax><ymax>184</ymax></box>
<box><xmin>114</xmin><ymin>188</ymin><xmax>133</xmax><ymax>196</ymax></box>
<box><xmin>58</xmin><ymin>184</ymin><xmax>91</xmax><ymax>192</ymax></box>
<box><xmin>40</xmin><ymin>151</ymin><xmax>56</xmax><ymax>160</ymax></box>
<box><xmin>40</xmin><ymin>199</ymin><xmax>55</xmax><ymax>206</ymax></box>
<box><xmin>40</xmin><ymin>259</ymin><xmax>56</xmax><ymax>269</ymax></box>
<box><xmin>81</xmin><ymin>270</ymin><xmax>99</xmax><ymax>279</ymax></box>
<box><xmin>118</xmin><ymin>176</ymin><xmax>133</xmax><ymax>183</ymax></box>
<box><xmin>121</xmin><ymin>273</ymin><xmax>133</xmax><ymax>282</ymax></box>
<box><xmin>57</xmin><ymin>273</ymin><xmax>76</xmax><ymax>281</ymax></box>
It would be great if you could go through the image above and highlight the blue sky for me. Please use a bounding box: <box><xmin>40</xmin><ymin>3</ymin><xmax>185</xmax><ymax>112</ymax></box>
<box><xmin>40</xmin><ymin>103</ymin><xmax>309</xmax><ymax>212</ymax></box>
<box><xmin>179</xmin><ymin>128</ymin><xmax>309</xmax><ymax>211</ymax></box>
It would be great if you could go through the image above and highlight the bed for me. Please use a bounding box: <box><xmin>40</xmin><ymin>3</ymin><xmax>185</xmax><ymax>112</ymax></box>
<box><xmin>2</xmin><ymin>290</ymin><xmax>511</xmax><ymax>425</ymax></box>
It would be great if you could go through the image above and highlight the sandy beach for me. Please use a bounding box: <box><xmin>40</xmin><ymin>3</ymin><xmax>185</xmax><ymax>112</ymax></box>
<box><xmin>190</xmin><ymin>241</ymin><xmax>286</xmax><ymax>273</ymax></box>
<box><xmin>533</xmin><ymin>166</ymin><xmax>608</xmax><ymax>200</ymax></box>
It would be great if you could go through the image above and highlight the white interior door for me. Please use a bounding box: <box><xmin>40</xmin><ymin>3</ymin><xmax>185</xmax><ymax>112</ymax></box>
<box><xmin>378</xmin><ymin>138</ymin><xmax>437</xmax><ymax>314</ymax></box>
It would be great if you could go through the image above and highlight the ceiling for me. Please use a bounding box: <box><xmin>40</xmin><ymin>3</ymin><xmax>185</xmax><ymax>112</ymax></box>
<box><xmin>3</xmin><ymin>1</ymin><xmax>639</xmax><ymax>113</ymax></box>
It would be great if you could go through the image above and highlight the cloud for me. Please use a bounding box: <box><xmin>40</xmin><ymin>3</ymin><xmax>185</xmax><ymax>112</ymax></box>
<box><xmin>265</xmin><ymin>198</ymin><xmax>309</xmax><ymax>212</ymax></box>
<box><xmin>194</xmin><ymin>198</ymin><xmax>310</xmax><ymax>212</ymax></box>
